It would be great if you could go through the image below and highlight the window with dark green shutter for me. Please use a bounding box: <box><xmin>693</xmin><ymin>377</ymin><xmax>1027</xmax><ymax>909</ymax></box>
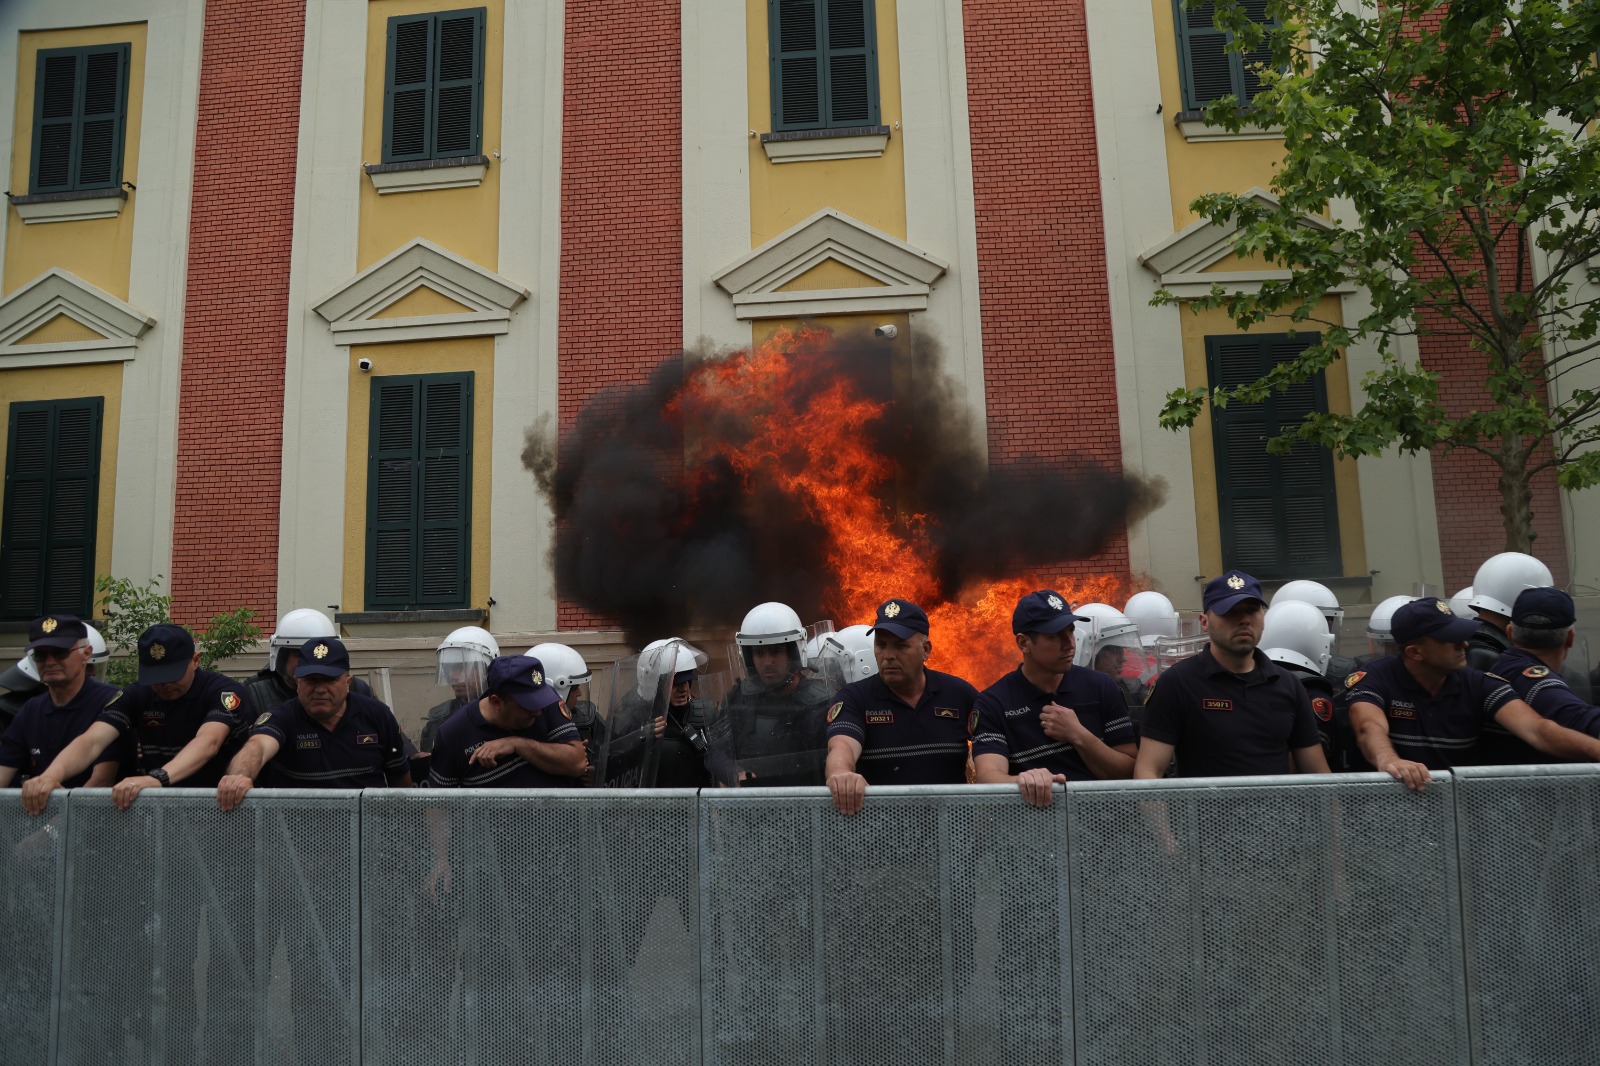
<box><xmin>383</xmin><ymin>8</ymin><xmax>486</xmax><ymax>163</ymax></box>
<box><xmin>1174</xmin><ymin>1</ymin><xmax>1279</xmax><ymax>113</ymax></box>
<box><xmin>1</xmin><ymin>398</ymin><xmax>103</xmax><ymax>620</ymax></box>
<box><xmin>365</xmin><ymin>373</ymin><xmax>473</xmax><ymax>610</ymax></box>
<box><xmin>29</xmin><ymin>44</ymin><xmax>131</xmax><ymax>194</ymax></box>
<box><xmin>1206</xmin><ymin>334</ymin><xmax>1342</xmax><ymax>579</ymax></box>
<box><xmin>769</xmin><ymin>0</ymin><xmax>880</xmax><ymax>131</ymax></box>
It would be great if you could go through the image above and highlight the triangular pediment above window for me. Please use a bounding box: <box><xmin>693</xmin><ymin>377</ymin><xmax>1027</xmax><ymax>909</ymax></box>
<box><xmin>1138</xmin><ymin>188</ymin><xmax>1350</xmax><ymax>298</ymax></box>
<box><xmin>713</xmin><ymin>209</ymin><xmax>949</xmax><ymax>320</ymax></box>
<box><xmin>313</xmin><ymin>239</ymin><xmax>531</xmax><ymax>345</ymax></box>
<box><xmin>0</xmin><ymin>269</ymin><xmax>155</xmax><ymax>367</ymax></box>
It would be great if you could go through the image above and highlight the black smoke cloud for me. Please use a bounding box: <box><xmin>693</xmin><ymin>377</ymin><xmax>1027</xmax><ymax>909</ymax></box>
<box><xmin>523</xmin><ymin>332</ymin><xmax>1163</xmax><ymax>645</ymax></box>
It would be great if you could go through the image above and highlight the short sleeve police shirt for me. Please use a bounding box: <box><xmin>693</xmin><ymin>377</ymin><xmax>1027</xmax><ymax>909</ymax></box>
<box><xmin>825</xmin><ymin>668</ymin><xmax>978</xmax><ymax>785</ymax></box>
<box><xmin>426</xmin><ymin>699</ymin><xmax>582</xmax><ymax>788</ymax></box>
<box><xmin>1141</xmin><ymin>647</ymin><xmax>1322</xmax><ymax>777</ymax></box>
<box><xmin>1339</xmin><ymin>656</ymin><xmax>1516</xmax><ymax>770</ymax></box>
<box><xmin>971</xmin><ymin>666</ymin><xmax>1136</xmax><ymax>781</ymax></box>
<box><xmin>250</xmin><ymin>692</ymin><xmax>408</xmax><ymax>788</ymax></box>
<box><xmin>0</xmin><ymin>679</ymin><xmax>129</xmax><ymax>785</ymax></box>
<box><xmin>1490</xmin><ymin>648</ymin><xmax>1600</xmax><ymax>740</ymax></box>
<box><xmin>101</xmin><ymin>669</ymin><xmax>248</xmax><ymax>785</ymax></box>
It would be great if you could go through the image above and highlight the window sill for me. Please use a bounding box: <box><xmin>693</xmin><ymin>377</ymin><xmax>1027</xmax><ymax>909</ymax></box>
<box><xmin>1174</xmin><ymin>111</ymin><xmax>1283</xmax><ymax>143</ymax></box>
<box><xmin>364</xmin><ymin>155</ymin><xmax>491</xmax><ymax>195</ymax></box>
<box><xmin>8</xmin><ymin>188</ymin><xmax>128</xmax><ymax>224</ymax></box>
<box><xmin>336</xmin><ymin>608</ymin><xmax>487</xmax><ymax>625</ymax></box>
<box><xmin>760</xmin><ymin>125</ymin><xmax>891</xmax><ymax>163</ymax></box>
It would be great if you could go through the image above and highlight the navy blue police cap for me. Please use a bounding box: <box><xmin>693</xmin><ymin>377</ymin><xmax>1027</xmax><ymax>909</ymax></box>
<box><xmin>1512</xmin><ymin>587</ymin><xmax>1576</xmax><ymax>630</ymax></box>
<box><xmin>870</xmin><ymin>598</ymin><xmax>929</xmax><ymax>639</ymax></box>
<box><xmin>1012</xmin><ymin>590</ymin><xmax>1088</xmax><ymax>635</ymax></box>
<box><xmin>487</xmin><ymin>654</ymin><xmax>561</xmax><ymax>712</ymax></box>
<box><xmin>1391</xmin><ymin>598</ymin><xmax>1479</xmax><ymax>646</ymax></box>
<box><xmin>1202</xmin><ymin>571</ymin><xmax>1267</xmax><ymax>615</ymax></box>
<box><xmin>138</xmin><ymin>623</ymin><xmax>196</xmax><ymax>685</ymax></box>
<box><xmin>295</xmin><ymin>636</ymin><xmax>352</xmax><ymax>679</ymax></box>
<box><xmin>26</xmin><ymin>613</ymin><xmax>88</xmax><ymax>652</ymax></box>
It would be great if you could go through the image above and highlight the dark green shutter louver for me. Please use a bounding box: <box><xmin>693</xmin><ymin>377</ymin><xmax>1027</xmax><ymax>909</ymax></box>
<box><xmin>1</xmin><ymin>398</ymin><xmax>103</xmax><ymax>620</ymax></box>
<box><xmin>383</xmin><ymin>8</ymin><xmax>484</xmax><ymax>164</ymax></box>
<box><xmin>1207</xmin><ymin>335</ymin><xmax>1341</xmax><ymax>579</ymax></box>
<box><xmin>365</xmin><ymin>373</ymin><xmax>472</xmax><ymax>609</ymax></box>
<box><xmin>30</xmin><ymin>44</ymin><xmax>129</xmax><ymax>194</ymax></box>
<box><xmin>770</xmin><ymin>0</ymin><xmax>879</xmax><ymax>131</ymax></box>
<box><xmin>1174</xmin><ymin>0</ymin><xmax>1278</xmax><ymax>112</ymax></box>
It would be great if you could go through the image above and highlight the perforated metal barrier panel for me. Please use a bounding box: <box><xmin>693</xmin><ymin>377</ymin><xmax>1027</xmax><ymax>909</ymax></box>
<box><xmin>361</xmin><ymin>789</ymin><xmax>699</xmax><ymax>1066</ymax></box>
<box><xmin>54</xmin><ymin>788</ymin><xmax>359</xmax><ymax>1066</ymax></box>
<box><xmin>1455</xmin><ymin>765</ymin><xmax>1600</xmax><ymax>1066</ymax></box>
<box><xmin>0</xmin><ymin>794</ymin><xmax>66</xmax><ymax>1066</ymax></box>
<box><xmin>700</xmin><ymin>786</ymin><xmax>1072</xmax><ymax>1066</ymax></box>
<box><xmin>1068</xmin><ymin>773</ymin><xmax>1469</xmax><ymax>1066</ymax></box>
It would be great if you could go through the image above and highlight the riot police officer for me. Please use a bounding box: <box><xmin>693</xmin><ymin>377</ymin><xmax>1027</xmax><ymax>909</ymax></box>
<box><xmin>1464</xmin><ymin>552</ymin><xmax>1553</xmax><ymax>672</ymax></box>
<box><xmin>1271</xmin><ymin>579</ymin><xmax>1356</xmax><ymax>684</ymax></box>
<box><xmin>414</xmin><ymin>626</ymin><xmax>499</xmax><ymax>781</ymax></box>
<box><xmin>1261</xmin><ymin>599</ymin><xmax>1360</xmax><ymax>769</ymax></box>
<box><xmin>713</xmin><ymin>602</ymin><xmax>836</xmax><ymax>786</ymax></box>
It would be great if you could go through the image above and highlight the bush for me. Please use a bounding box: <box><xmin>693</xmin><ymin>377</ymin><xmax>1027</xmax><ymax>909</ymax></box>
<box><xmin>194</xmin><ymin>607</ymin><xmax>261</xmax><ymax>673</ymax></box>
<box><xmin>93</xmin><ymin>575</ymin><xmax>262</xmax><ymax>685</ymax></box>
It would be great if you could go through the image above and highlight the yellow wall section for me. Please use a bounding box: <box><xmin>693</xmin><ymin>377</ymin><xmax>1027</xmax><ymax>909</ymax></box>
<box><xmin>752</xmin><ymin>311</ymin><xmax>907</xmax><ymax>347</ymax></box>
<box><xmin>359</xmin><ymin>0</ymin><xmax>504</xmax><ymax>272</ymax></box>
<box><xmin>6</xmin><ymin>23</ymin><xmax>147</xmax><ymax>299</ymax></box>
<box><xmin>17</xmin><ymin>314</ymin><xmax>107</xmax><ymax>345</ymax></box>
<box><xmin>773</xmin><ymin>259</ymin><xmax>886</xmax><ymax>292</ymax></box>
<box><xmin>0</xmin><ymin>364</ymin><xmax>123</xmax><ymax>598</ymax></box>
<box><xmin>372</xmin><ymin>285</ymin><xmax>475</xmax><ymax>318</ymax></box>
<box><xmin>1179</xmin><ymin>297</ymin><xmax>1366</xmax><ymax>579</ymax></box>
<box><xmin>747</xmin><ymin>0</ymin><xmax>907</xmax><ymax>245</ymax></box>
<box><xmin>341</xmin><ymin>338</ymin><xmax>494</xmax><ymax>611</ymax></box>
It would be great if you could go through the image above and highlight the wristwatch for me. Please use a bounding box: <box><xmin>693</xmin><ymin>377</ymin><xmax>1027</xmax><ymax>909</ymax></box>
<box><xmin>149</xmin><ymin>768</ymin><xmax>171</xmax><ymax>787</ymax></box>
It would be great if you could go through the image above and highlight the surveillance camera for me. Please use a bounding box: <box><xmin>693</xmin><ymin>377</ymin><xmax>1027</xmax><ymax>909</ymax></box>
<box><xmin>874</xmin><ymin>324</ymin><xmax>898</xmax><ymax>339</ymax></box>
<box><xmin>357</xmin><ymin>358</ymin><xmax>373</xmax><ymax>372</ymax></box>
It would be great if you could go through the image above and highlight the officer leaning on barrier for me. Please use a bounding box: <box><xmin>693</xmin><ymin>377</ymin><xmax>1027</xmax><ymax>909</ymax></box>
<box><xmin>1484</xmin><ymin>588</ymin><xmax>1600</xmax><ymax>762</ymax></box>
<box><xmin>1134</xmin><ymin>572</ymin><xmax>1330</xmax><ymax>780</ymax></box>
<box><xmin>972</xmin><ymin>591</ymin><xmax>1137</xmax><ymax>808</ymax></box>
<box><xmin>0</xmin><ymin>616</ymin><xmax>126</xmax><ymax>790</ymax></box>
<box><xmin>824</xmin><ymin>598</ymin><xmax>979</xmax><ymax>815</ymax></box>
<box><xmin>20</xmin><ymin>623</ymin><xmax>249</xmax><ymax>814</ymax></box>
<box><xmin>1341</xmin><ymin>598</ymin><xmax>1600</xmax><ymax>792</ymax></box>
<box><xmin>426</xmin><ymin>655</ymin><xmax>587</xmax><ymax>790</ymax></box>
<box><xmin>217</xmin><ymin>637</ymin><xmax>410</xmax><ymax>810</ymax></box>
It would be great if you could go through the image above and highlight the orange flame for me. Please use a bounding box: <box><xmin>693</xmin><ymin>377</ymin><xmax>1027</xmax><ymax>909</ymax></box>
<box><xmin>674</xmin><ymin>324</ymin><xmax>1132</xmax><ymax>687</ymax></box>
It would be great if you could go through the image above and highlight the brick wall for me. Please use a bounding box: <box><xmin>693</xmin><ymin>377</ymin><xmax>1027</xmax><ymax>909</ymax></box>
<box><xmin>961</xmin><ymin>0</ymin><xmax>1130</xmax><ymax>580</ymax></box>
<box><xmin>168</xmin><ymin>0</ymin><xmax>305</xmax><ymax>625</ymax></box>
<box><xmin>556</xmin><ymin>0</ymin><xmax>682</xmax><ymax>629</ymax></box>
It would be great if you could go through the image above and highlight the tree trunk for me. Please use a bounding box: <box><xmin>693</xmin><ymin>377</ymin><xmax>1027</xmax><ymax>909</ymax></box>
<box><xmin>1497</xmin><ymin>437</ymin><xmax>1535</xmax><ymax>553</ymax></box>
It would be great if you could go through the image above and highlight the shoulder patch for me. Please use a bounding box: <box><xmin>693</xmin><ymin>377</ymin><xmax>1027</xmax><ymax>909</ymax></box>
<box><xmin>1523</xmin><ymin>665</ymin><xmax>1550</xmax><ymax>679</ymax></box>
<box><xmin>1312</xmin><ymin>697</ymin><xmax>1333</xmax><ymax>722</ymax></box>
<box><xmin>826</xmin><ymin>702</ymin><xmax>843</xmax><ymax>723</ymax></box>
<box><xmin>1345</xmin><ymin>671</ymin><xmax>1366</xmax><ymax>689</ymax></box>
<box><xmin>221</xmin><ymin>692</ymin><xmax>241</xmax><ymax>712</ymax></box>
<box><xmin>560</xmin><ymin>701</ymin><xmax>572</xmax><ymax>719</ymax></box>
<box><xmin>967</xmin><ymin>709</ymin><xmax>979</xmax><ymax>735</ymax></box>
<box><xmin>254</xmin><ymin>712</ymin><xmax>272</xmax><ymax>727</ymax></box>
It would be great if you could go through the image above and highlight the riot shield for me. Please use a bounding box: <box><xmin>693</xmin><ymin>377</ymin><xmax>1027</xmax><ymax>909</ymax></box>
<box><xmin>707</xmin><ymin>654</ymin><xmax>841</xmax><ymax>788</ymax></box>
<box><xmin>1563</xmin><ymin>629</ymin><xmax>1593</xmax><ymax>704</ymax></box>
<box><xmin>1153</xmin><ymin>633</ymin><xmax>1209</xmax><ymax>677</ymax></box>
<box><xmin>595</xmin><ymin>651</ymin><xmax>673</xmax><ymax>788</ymax></box>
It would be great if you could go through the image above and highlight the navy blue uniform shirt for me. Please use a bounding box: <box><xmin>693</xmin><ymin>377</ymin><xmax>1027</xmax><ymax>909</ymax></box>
<box><xmin>1339</xmin><ymin>656</ymin><xmax>1517</xmax><ymax>770</ymax></box>
<box><xmin>100</xmin><ymin>669</ymin><xmax>248</xmax><ymax>787</ymax></box>
<box><xmin>826</xmin><ymin>668</ymin><xmax>978</xmax><ymax>785</ymax></box>
<box><xmin>1141</xmin><ymin>647</ymin><xmax>1322</xmax><ymax>777</ymax></box>
<box><xmin>251</xmin><ymin>691</ymin><xmax>408</xmax><ymax>788</ymax></box>
<box><xmin>0</xmin><ymin>679</ymin><xmax>128</xmax><ymax>785</ymax></box>
<box><xmin>972</xmin><ymin>665</ymin><xmax>1135</xmax><ymax>781</ymax></box>
<box><xmin>1484</xmin><ymin>647</ymin><xmax>1600</xmax><ymax>764</ymax></box>
<box><xmin>426</xmin><ymin>698</ymin><xmax>581</xmax><ymax>788</ymax></box>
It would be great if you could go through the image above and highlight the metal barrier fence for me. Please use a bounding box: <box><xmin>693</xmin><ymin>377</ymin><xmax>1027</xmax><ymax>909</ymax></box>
<box><xmin>3</xmin><ymin>769</ymin><xmax>1598</xmax><ymax>1065</ymax></box>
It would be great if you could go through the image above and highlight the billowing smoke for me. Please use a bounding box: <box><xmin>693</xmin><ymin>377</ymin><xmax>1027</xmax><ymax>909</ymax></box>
<box><xmin>523</xmin><ymin>330</ymin><xmax>1162</xmax><ymax>644</ymax></box>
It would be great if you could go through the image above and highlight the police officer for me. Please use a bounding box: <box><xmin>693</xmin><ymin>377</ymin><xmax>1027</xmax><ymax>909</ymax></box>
<box><xmin>1271</xmin><ymin>579</ymin><xmax>1357</xmax><ymax>685</ymax></box>
<box><xmin>425</xmin><ymin>655</ymin><xmax>587</xmax><ymax>791</ymax></box>
<box><xmin>1485</xmin><ymin>588</ymin><xmax>1600</xmax><ymax>762</ymax></box>
<box><xmin>1342</xmin><ymin>597</ymin><xmax>1600</xmax><ymax>790</ymax></box>
<box><xmin>242</xmin><ymin>607</ymin><xmax>375</xmax><ymax>716</ymax></box>
<box><xmin>1135</xmin><ymin>572</ymin><xmax>1330</xmax><ymax>779</ymax></box>
<box><xmin>972</xmin><ymin>591</ymin><xmax>1137</xmax><ymax>807</ymax></box>
<box><xmin>415</xmin><ymin>626</ymin><xmax>499</xmax><ymax>781</ymax></box>
<box><xmin>19</xmin><ymin>623</ymin><xmax>249</xmax><ymax>814</ymax></box>
<box><xmin>0</xmin><ymin>615</ymin><xmax>125</xmax><ymax>790</ymax></box>
<box><xmin>217</xmin><ymin>636</ymin><xmax>411</xmax><ymax>809</ymax></box>
<box><xmin>824</xmin><ymin>599</ymin><xmax>979</xmax><ymax>814</ymax></box>
<box><xmin>1260</xmin><ymin>599</ymin><xmax>1359</xmax><ymax>770</ymax></box>
<box><xmin>528</xmin><ymin>642</ymin><xmax>598</xmax><ymax>776</ymax></box>
<box><xmin>1463</xmin><ymin>552</ymin><xmax>1553</xmax><ymax>672</ymax></box>
<box><xmin>715</xmin><ymin>602</ymin><xmax>836</xmax><ymax>786</ymax></box>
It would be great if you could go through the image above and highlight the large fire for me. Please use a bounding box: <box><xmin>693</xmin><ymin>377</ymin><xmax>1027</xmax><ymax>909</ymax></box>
<box><xmin>672</xmin><ymin>324</ymin><xmax>1133</xmax><ymax>686</ymax></box>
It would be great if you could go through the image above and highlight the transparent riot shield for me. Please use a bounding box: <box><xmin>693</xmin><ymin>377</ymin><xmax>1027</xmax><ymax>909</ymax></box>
<box><xmin>1153</xmin><ymin>633</ymin><xmax>1209</xmax><ymax>677</ymax></box>
<box><xmin>596</xmin><ymin>651</ymin><xmax>673</xmax><ymax>788</ymax></box>
<box><xmin>1563</xmin><ymin>629</ymin><xmax>1594</xmax><ymax>704</ymax></box>
<box><xmin>707</xmin><ymin>653</ymin><xmax>841</xmax><ymax>788</ymax></box>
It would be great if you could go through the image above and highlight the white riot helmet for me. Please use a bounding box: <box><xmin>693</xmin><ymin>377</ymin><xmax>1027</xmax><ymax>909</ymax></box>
<box><xmin>1073</xmin><ymin>603</ymin><xmax>1143</xmax><ymax>671</ymax></box>
<box><xmin>734</xmin><ymin>602</ymin><xmax>808</xmax><ymax>678</ymax></box>
<box><xmin>1123</xmin><ymin>591</ymin><xmax>1180</xmax><ymax>645</ymax></box>
<box><xmin>1271</xmin><ymin>580</ymin><xmax>1344</xmax><ymax>637</ymax></box>
<box><xmin>1261</xmin><ymin>600</ymin><xmax>1335</xmax><ymax>675</ymax></box>
<box><xmin>267</xmin><ymin>608</ymin><xmax>338</xmax><ymax>672</ymax></box>
<box><xmin>1448</xmin><ymin>587</ymin><xmax>1474</xmax><ymax>619</ymax></box>
<box><xmin>636</xmin><ymin>638</ymin><xmax>709</xmax><ymax>700</ymax></box>
<box><xmin>83</xmin><ymin>624</ymin><xmax>109</xmax><ymax>667</ymax></box>
<box><xmin>527</xmin><ymin>642</ymin><xmax>592</xmax><ymax>700</ymax></box>
<box><xmin>1468</xmin><ymin>553</ymin><xmax>1553</xmax><ymax>618</ymax></box>
<box><xmin>811</xmin><ymin>624</ymin><xmax>877</xmax><ymax>684</ymax></box>
<box><xmin>437</xmin><ymin>626</ymin><xmax>499</xmax><ymax>698</ymax></box>
<box><xmin>1366</xmin><ymin>595</ymin><xmax>1412</xmax><ymax>658</ymax></box>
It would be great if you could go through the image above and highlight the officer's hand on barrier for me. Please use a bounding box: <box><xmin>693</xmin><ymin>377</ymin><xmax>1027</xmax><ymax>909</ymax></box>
<box><xmin>469</xmin><ymin>738</ymin><xmax>516</xmax><ymax>768</ymax></box>
<box><xmin>1015</xmin><ymin>768</ymin><xmax>1064</xmax><ymax>809</ymax></box>
<box><xmin>216</xmin><ymin>774</ymin><xmax>254</xmax><ymax>812</ymax></box>
<box><xmin>827</xmin><ymin>771</ymin><xmax>867</xmax><ymax>815</ymax></box>
<box><xmin>1378</xmin><ymin>757</ymin><xmax>1431</xmax><ymax>792</ymax></box>
<box><xmin>425</xmin><ymin>858</ymin><xmax>453</xmax><ymax>902</ymax></box>
<box><xmin>112</xmin><ymin>775</ymin><xmax>160</xmax><ymax>811</ymax></box>
<box><xmin>20</xmin><ymin>775</ymin><xmax>60</xmax><ymax>816</ymax></box>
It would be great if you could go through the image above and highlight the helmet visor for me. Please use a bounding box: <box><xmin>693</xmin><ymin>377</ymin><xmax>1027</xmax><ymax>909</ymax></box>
<box><xmin>437</xmin><ymin>648</ymin><xmax>490</xmax><ymax>697</ymax></box>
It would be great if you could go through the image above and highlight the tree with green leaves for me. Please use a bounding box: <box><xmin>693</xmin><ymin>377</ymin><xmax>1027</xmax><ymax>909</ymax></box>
<box><xmin>1157</xmin><ymin>0</ymin><xmax>1600</xmax><ymax>552</ymax></box>
<box><xmin>94</xmin><ymin>574</ymin><xmax>261</xmax><ymax>685</ymax></box>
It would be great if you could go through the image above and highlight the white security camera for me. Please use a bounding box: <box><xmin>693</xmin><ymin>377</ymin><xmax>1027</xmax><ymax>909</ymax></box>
<box><xmin>357</xmin><ymin>358</ymin><xmax>373</xmax><ymax>372</ymax></box>
<box><xmin>874</xmin><ymin>324</ymin><xmax>898</xmax><ymax>339</ymax></box>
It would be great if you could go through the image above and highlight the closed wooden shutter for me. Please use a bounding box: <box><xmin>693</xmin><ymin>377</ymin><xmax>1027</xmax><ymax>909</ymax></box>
<box><xmin>383</xmin><ymin>8</ymin><xmax>484</xmax><ymax>163</ymax></box>
<box><xmin>1174</xmin><ymin>0</ymin><xmax>1278</xmax><ymax>111</ymax></box>
<box><xmin>1</xmin><ymin>398</ymin><xmax>103</xmax><ymax>620</ymax></box>
<box><xmin>365</xmin><ymin>373</ymin><xmax>473</xmax><ymax>609</ymax></box>
<box><xmin>770</xmin><ymin>0</ymin><xmax>879</xmax><ymax>131</ymax></box>
<box><xmin>1207</xmin><ymin>335</ymin><xmax>1342</xmax><ymax>578</ymax></box>
<box><xmin>30</xmin><ymin>44</ymin><xmax>130</xmax><ymax>194</ymax></box>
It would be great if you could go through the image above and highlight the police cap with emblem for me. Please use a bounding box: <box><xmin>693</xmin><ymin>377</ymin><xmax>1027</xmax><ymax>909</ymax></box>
<box><xmin>1390</xmin><ymin>597</ymin><xmax>1480</xmax><ymax>646</ymax></box>
<box><xmin>138</xmin><ymin>623</ymin><xmax>196</xmax><ymax>685</ymax></box>
<box><xmin>294</xmin><ymin>636</ymin><xmax>352</xmax><ymax>679</ymax></box>
<box><xmin>1202</xmin><ymin>571</ymin><xmax>1266</xmax><ymax>615</ymax></box>
<box><xmin>869</xmin><ymin>598</ymin><xmax>929</xmax><ymax>639</ymax></box>
<box><xmin>26</xmin><ymin>613</ymin><xmax>88</xmax><ymax>652</ymax></box>
<box><xmin>1012</xmin><ymin>590</ymin><xmax>1088</xmax><ymax>635</ymax></box>
<box><xmin>486</xmin><ymin>654</ymin><xmax>561</xmax><ymax>712</ymax></box>
<box><xmin>1512</xmin><ymin>587</ymin><xmax>1576</xmax><ymax>630</ymax></box>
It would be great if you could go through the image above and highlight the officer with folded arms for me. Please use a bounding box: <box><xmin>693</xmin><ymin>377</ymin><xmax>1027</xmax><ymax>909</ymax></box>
<box><xmin>0</xmin><ymin>615</ymin><xmax>126</xmax><ymax>791</ymax></box>
<box><xmin>426</xmin><ymin>655</ymin><xmax>588</xmax><ymax>789</ymax></box>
